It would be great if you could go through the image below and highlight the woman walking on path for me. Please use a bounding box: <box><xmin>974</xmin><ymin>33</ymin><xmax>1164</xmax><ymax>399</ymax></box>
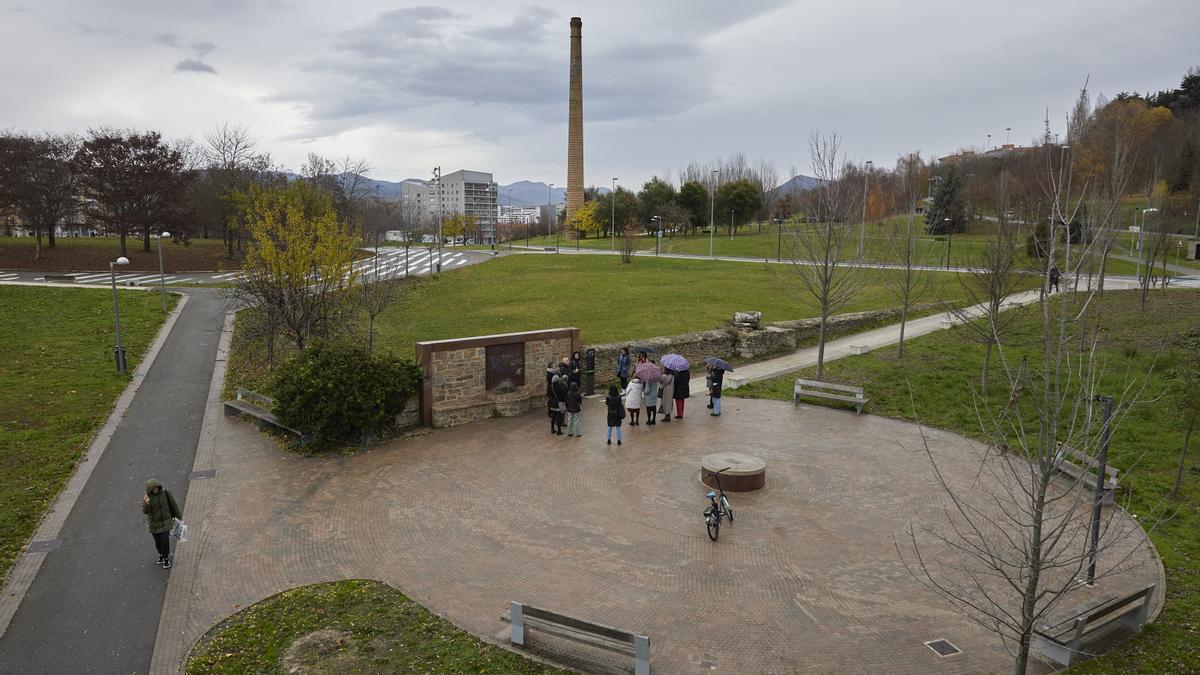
<box><xmin>615</xmin><ymin>347</ymin><xmax>631</xmax><ymax>389</ymax></box>
<box><xmin>605</xmin><ymin>384</ymin><xmax>624</xmax><ymax>445</ymax></box>
<box><xmin>141</xmin><ymin>479</ymin><xmax>181</xmax><ymax>569</ymax></box>
<box><xmin>548</xmin><ymin>374</ymin><xmax>567</xmax><ymax>435</ymax></box>
<box><xmin>708</xmin><ymin>365</ymin><xmax>725</xmax><ymax>416</ymax></box>
<box><xmin>624</xmin><ymin>376</ymin><xmax>644</xmax><ymax>425</ymax></box>
<box><xmin>673</xmin><ymin>366</ymin><xmax>691</xmax><ymax>419</ymax></box>
<box><xmin>658</xmin><ymin>368</ymin><xmax>675</xmax><ymax>422</ymax></box>
<box><xmin>643</xmin><ymin>370</ymin><xmax>659</xmax><ymax>426</ymax></box>
<box><xmin>566</xmin><ymin>381</ymin><xmax>583</xmax><ymax>437</ymax></box>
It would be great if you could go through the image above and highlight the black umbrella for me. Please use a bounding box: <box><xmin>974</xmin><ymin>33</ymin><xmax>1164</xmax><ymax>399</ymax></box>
<box><xmin>705</xmin><ymin>356</ymin><xmax>733</xmax><ymax>371</ymax></box>
<box><xmin>632</xmin><ymin>344</ymin><xmax>657</xmax><ymax>354</ymax></box>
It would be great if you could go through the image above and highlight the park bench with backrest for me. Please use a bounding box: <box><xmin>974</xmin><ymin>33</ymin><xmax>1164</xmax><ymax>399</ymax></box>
<box><xmin>223</xmin><ymin>386</ymin><xmax>312</xmax><ymax>444</ymax></box>
<box><xmin>1031</xmin><ymin>583</ymin><xmax>1155</xmax><ymax>667</ymax></box>
<box><xmin>794</xmin><ymin>379</ymin><xmax>868</xmax><ymax>414</ymax></box>
<box><xmin>503</xmin><ymin>601</ymin><xmax>650</xmax><ymax>675</ymax></box>
<box><xmin>1053</xmin><ymin>442</ymin><xmax>1119</xmax><ymax>504</ymax></box>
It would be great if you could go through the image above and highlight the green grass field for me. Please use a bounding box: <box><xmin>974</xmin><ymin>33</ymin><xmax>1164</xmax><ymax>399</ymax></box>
<box><xmin>0</xmin><ymin>286</ymin><xmax>172</xmax><ymax>584</ymax></box>
<box><xmin>730</xmin><ymin>289</ymin><xmax>1200</xmax><ymax>672</ymax></box>
<box><xmin>0</xmin><ymin>236</ymin><xmax>242</xmax><ymax>272</ymax></box>
<box><xmin>186</xmin><ymin>579</ymin><xmax>566</xmax><ymax>673</ymax></box>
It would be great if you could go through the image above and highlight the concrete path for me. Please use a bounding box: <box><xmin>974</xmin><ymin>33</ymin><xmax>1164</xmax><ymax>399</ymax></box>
<box><xmin>0</xmin><ymin>289</ymin><xmax>230</xmax><ymax>673</ymax></box>
<box><xmin>1109</xmin><ymin>252</ymin><xmax>1200</xmax><ymax>277</ymax></box>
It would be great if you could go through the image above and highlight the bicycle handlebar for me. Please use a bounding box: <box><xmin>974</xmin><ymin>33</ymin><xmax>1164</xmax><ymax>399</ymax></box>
<box><xmin>704</xmin><ymin>467</ymin><xmax>732</xmax><ymax>477</ymax></box>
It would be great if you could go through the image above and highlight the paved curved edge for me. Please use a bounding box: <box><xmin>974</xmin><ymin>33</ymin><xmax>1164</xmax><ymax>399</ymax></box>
<box><xmin>0</xmin><ymin>289</ymin><xmax>230</xmax><ymax>673</ymax></box>
<box><xmin>151</xmin><ymin>357</ymin><xmax>1164</xmax><ymax>674</ymax></box>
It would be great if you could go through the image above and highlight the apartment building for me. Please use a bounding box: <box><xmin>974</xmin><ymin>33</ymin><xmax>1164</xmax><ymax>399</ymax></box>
<box><xmin>424</xmin><ymin>170</ymin><xmax>498</xmax><ymax>244</ymax></box>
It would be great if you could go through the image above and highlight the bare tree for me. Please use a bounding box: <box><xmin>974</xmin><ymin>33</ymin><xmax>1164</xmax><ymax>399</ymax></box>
<box><xmin>0</xmin><ymin>132</ymin><xmax>79</xmax><ymax>258</ymax></box>
<box><xmin>359</xmin><ymin>242</ymin><xmax>402</xmax><ymax>354</ymax></box>
<box><xmin>885</xmin><ymin>152</ymin><xmax>935</xmax><ymax>358</ymax></box>
<box><xmin>784</xmin><ymin>133</ymin><xmax>865</xmax><ymax>380</ymax></box>
<box><xmin>618</xmin><ymin>216</ymin><xmax>637</xmax><ymax>263</ymax></box>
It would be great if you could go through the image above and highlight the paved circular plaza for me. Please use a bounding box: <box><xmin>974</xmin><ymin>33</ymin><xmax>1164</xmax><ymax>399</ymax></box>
<box><xmin>157</xmin><ymin>397</ymin><xmax>1162</xmax><ymax>673</ymax></box>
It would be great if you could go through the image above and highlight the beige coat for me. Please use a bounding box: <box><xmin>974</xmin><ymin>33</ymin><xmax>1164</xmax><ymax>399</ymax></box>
<box><xmin>658</xmin><ymin>372</ymin><xmax>675</xmax><ymax>414</ymax></box>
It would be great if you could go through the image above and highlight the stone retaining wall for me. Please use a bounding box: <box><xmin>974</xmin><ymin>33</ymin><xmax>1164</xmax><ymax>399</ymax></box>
<box><xmin>417</xmin><ymin>328</ymin><xmax>580</xmax><ymax>428</ymax></box>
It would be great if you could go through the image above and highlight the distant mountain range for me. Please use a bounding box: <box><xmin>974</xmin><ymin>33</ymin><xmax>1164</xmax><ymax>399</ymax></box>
<box><xmin>316</xmin><ymin>173</ymin><xmax>822</xmax><ymax>204</ymax></box>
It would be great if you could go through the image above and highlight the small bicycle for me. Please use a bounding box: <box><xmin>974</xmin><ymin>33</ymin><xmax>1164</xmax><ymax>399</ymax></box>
<box><xmin>702</xmin><ymin>467</ymin><xmax>734</xmax><ymax>541</ymax></box>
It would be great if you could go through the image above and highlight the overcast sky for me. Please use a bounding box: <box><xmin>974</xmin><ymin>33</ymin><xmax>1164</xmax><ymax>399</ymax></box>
<box><xmin>2</xmin><ymin>0</ymin><xmax>1197</xmax><ymax>187</ymax></box>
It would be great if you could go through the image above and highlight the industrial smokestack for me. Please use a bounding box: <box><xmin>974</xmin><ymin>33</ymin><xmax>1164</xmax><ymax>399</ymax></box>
<box><xmin>566</xmin><ymin>17</ymin><xmax>584</xmax><ymax>228</ymax></box>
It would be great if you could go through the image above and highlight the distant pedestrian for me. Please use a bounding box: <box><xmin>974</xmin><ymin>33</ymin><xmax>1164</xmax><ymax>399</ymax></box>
<box><xmin>1049</xmin><ymin>264</ymin><xmax>1061</xmax><ymax>293</ymax></box>
<box><xmin>605</xmin><ymin>384</ymin><xmax>624</xmax><ymax>446</ymax></box>
<box><xmin>643</xmin><ymin>367</ymin><xmax>660</xmax><ymax>426</ymax></box>
<box><xmin>558</xmin><ymin>357</ymin><xmax>572</xmax><ymax>380</ymax></box>
<box><xmin>705</xmin><ymin>368</ymin><xmax>714</xmax><ymax>410</ymax></box>
<box><xmin>673</xmin><ymin>365</ymin><xmax>691</xmax><ymax>419</ymax></box>
<box><xmin>141</xmin><ymin>479</ymin><xmax>181</xmax><ymax>569</ymax></box>
<box><xmin>566</xmin><ymin>381</ymin><xmax>583</xmax><ymax>437</ymax></box>
<box><xmin>624</xmin><ymin>376</ymin><xmax>644</xmax><ymax>425</ymax></box>
<box><xmin>658</xmin><ymin>368</ymin><xmax>675</xmax><ymax>422</ymax></box>
<box><xmin>569</xmin><ymin>351</ymin><xmax>583</xmax><ymax>387</ymax></box>
<box><xmin>615</xmin><ymin>347</ymin><xmax>631</xmax><ymax>389</ymax></box>
<box><xmin>709</xmin><ymin>366</ymin><xmax>725</xmax><ymax>416</ymax></box>
<box><xmin>548</xmin><ymin>374</ymin><xmax>567</xmax><ymax>435</ymax></box>
<box><xmin>545</xmin><ymin>360</ymin><xmax>556</xmax><ymax>395</ymax></box>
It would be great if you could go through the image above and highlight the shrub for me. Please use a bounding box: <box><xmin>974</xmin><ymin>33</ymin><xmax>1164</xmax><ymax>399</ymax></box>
<box><xmin>273</xmin><ymin>342</ymin><xmax>421</xmax><ymax>443</ymax></box>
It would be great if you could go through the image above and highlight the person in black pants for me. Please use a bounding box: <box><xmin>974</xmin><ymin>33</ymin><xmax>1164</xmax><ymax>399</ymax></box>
<box><xmin>141</xmin><ymin>479</ymin><xmax>181</xmax><ymax>569</ymax></box>
<box><xmin>548</xmin><ymin>374</ymin><xmax>566</xmax><ymax>434</ymax></box>
<box><xmin>709</xmin><ymin>366</ymin><xmax>724</xmax><ymax>416</ymax></box>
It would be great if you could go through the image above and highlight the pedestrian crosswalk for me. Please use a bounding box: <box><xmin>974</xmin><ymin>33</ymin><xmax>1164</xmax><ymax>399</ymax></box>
<box><xmin>351</xmin><ymin>248</ymin><xmax>473</xmax><ymax>281</ymax></box>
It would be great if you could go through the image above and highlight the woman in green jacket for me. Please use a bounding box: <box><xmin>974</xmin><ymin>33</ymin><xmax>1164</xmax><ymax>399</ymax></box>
<box><xmin>141</xmin><ymin>479</ymin><xmax>181</xmax><ymax>569</ymax></box>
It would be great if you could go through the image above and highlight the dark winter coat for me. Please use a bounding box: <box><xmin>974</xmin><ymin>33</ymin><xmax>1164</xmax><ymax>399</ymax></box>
<box><xmin>142</xmin><ymin>479</ymin><xmax>181</xmax><ymax>535</ymax></box>
<box><xmin>710</xmin><ymin>369</ymin><xmax>724</xmax><ymax>399</ymax></box>
<box><xmin>552</xmin><ymin>380</ymin><xmax>569</xmax><ymax>410</ymax></box>
<box><xmin>568</xmin><ymin>357</ymin><xmax>582</xmax><ymax>386</ymax></box>
<box><xmin>566</xmin><ymin>390</ymin><xmax>583</xmax><ymax>414</ymax></box>
<box><xmin>674</xmin><ymin>368</ymin><xmax>691</xmax><ymax>399</ymax></box>
<box><xmin>605</xmin><ymin>394</ymin><xmax>624</xmax><ymax>427</ymax></box>
<box><xmin>615</xmin><ymin>352</ymin><xmax>631</xmax><ymax>379</ymax></box>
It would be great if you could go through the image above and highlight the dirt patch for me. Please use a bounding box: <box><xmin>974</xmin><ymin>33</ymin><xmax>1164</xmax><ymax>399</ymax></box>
<box><xmin>280</xmin><ymin>628</ymin><xmax>353</xmax><ymax>674</ymax></box>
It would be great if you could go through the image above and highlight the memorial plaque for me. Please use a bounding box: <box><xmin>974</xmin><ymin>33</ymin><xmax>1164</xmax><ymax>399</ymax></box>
<box><xmin>486</xmin><ymin>342</ymin><xmax>525</xmax><ymax>391</ymax></box>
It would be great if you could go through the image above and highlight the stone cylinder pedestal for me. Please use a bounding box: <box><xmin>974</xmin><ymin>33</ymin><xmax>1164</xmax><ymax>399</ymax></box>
<box><xmin>701</xmin><ymin>452</ymin><xmax>766</xmax><ymax>492</ymax></box>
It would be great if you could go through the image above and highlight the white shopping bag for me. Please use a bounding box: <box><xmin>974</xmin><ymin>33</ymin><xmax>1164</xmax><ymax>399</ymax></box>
<box><xmin>170</xmin><ymin>518</ymin><xmax>188</xmax><ymax>543</ymax></box>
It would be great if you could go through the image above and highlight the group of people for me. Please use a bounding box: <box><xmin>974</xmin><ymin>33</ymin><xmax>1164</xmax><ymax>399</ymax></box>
<box><xmin>547</xmin><ymin>346</ymin><xmax>726</xmax><ymax>445</ymax></box>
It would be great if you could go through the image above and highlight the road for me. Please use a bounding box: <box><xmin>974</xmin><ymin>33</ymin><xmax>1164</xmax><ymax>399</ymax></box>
<box><xmin>0</xmin><ymin>247</ymin><xmax>495</xmax><ymax>285</ymax></box>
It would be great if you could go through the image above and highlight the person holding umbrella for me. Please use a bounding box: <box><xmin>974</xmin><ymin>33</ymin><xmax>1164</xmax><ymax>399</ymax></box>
<box><xmin>660</xmin><ymin>353</ymin><xmax>689</xmax><ymax>421</ymax></box>
<box><xmin>637</xmin><ymin>360</ymin><xmax>663</xmax><ymax>426</ymax></box>
<box><xmin>705</xmin><ymin>357</ymin><xmax>734</xmax><ymax>417</ymax></box>
<box><xmin>673</xmin><ymin>363</ymin><xmax>691</xmax><ymax>419</ymax></box>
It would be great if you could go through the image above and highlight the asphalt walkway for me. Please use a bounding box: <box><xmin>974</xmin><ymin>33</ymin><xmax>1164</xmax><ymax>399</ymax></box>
<box><xmin>0</xmin><ymin>289</ymin><xmax>229</xmax><ymax>673</ymax></box>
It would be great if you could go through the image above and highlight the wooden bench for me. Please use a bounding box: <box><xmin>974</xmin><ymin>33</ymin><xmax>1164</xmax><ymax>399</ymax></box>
<box><xmin>794</xmin><ymin>379</ymin><xmax>868</xmax><ymax>415</ymax></box>
<box><xmin>503</xmin><ymin>601</ymin><xmax>650</xmax><ymax>675</ymax></box>
<box><xmin>223</xmin><ymin>387</ymin><xmax>312</xmax><ymax>445</ymax></box>
<box><xmin>44</xmin><ymin>274</ymin><xmax>76</xmax><ymax>283</ymax></box>
<box><xmin>1032</xmin><ymin>583</ymin><xmax>1155</xmax><ymax>667</ymax></box>
<box><xmin>1053</xmin><ymin>443</ymin><xmax>1119</xmax><ymax>504</ymax></box>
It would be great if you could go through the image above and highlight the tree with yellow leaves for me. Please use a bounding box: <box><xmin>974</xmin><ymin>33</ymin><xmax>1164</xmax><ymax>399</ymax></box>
<box><xmin>235</xmin><ymin>180</ymin><xmax>360</xmax><ymax>353</ymax></box>
<box><xmin>565</xmin><ymin>199</ymin><xmax>602</xmax><ymax>237</ymax></box>
<box><xmin>442</xmin><ymin>212</ymin><xmax>478</xmax><ymax>244</ymax></box>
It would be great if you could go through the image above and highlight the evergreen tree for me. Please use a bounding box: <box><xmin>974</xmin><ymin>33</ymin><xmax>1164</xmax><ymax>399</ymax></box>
<box><xmin>924</xmin><ymin>166</ymin><xmax>966</xmax><ymax>235</ymax></box>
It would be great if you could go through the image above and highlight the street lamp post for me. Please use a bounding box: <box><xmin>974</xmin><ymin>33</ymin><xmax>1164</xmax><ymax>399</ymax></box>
<box><xmin>860</xmin><ymin>160</ymin><xmax>872</xmax><ymax>257</ymax></box>
<box><xmin>1137</xmin><ymin>208</ymin><xmax>1157</xmax><ymax>280</ymax></box>
<box><xmin>1087</xmin><ymin>395</ymin><xmax>1114</xmax><ymax>585</ymax></box>
<box><xmin>507</xmin><ymin>189</ymin><xmax>513</xmax><ymax>251</ymax></box>
<box><xmin>611</xmin><ymin>178</ymin><xmax>618</xmax><ymax>252</ymax></box>
<box><xmin>775</xmin><ymin>218</ymin><xmax>783</xmax><ymax>262</ymax></box>
<box><xmin>156</xmin><ymin>231</ymin><xmax>170</xmax><ymax>313</ymax></box>
<box><xmin>709</xmin><ymin>170</ymin><xmax>718</xmax><ymax>258</ymax></box>
<box><xmin>1006</xmin><ymin>127</ymin><xmax>1012</xmax><ymax>146</ymax></box>
<box><xmin>652</xmin><ymin>216</ymin><xmax>661</xmax><ymax>256</ymax></box>
<box><xmin>729</xmin><ymin>209</ymin><xmax>734</xmax><ymax>240</ymax></box>
<box><xmin>109</xmin><ymin>256</ymin><xmax>130</xmax><ymax>372</ymax></box>
<box><xmin>986</xmin><ymin>133</ymin><xmax>991</xmax><ymax>152</ymax></box>
<box><xmin>945</xmin><ymin>218</ymin><xmax>953</xmax><ymax>269</ymax></box>
<box><xmin>433</xmin><ymin>166</ymin><xmax>442</xmax><ymax>274</ymax></box>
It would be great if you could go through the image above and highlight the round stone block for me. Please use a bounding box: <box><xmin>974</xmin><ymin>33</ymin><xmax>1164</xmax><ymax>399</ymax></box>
<box><xmin>701</xmin><ymin>452</ymin><xmax>766</xmax><ymax>492</ymax></box>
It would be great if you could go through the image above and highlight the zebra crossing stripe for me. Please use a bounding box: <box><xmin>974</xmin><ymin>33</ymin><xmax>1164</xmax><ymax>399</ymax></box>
<box><xmin>212</xmin><ymin>272</ymin><xmax>241</xmax><ymax>280</ymax></box>
<box><xmin>74</xmin><ymin>273</ymin><xmax>111</xmax><ymax>282</ymax></box>
<box><xmin>165</xmin><ymin>277</ymin><xmax>194</xmax><ymax>285</ymax></box>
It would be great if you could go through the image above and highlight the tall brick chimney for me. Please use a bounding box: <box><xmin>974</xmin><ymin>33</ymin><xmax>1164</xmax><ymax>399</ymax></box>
<box><xmin>566</xmin><ymin>17</ymin><xmax>584</xmax><ymax>229</ymax></box>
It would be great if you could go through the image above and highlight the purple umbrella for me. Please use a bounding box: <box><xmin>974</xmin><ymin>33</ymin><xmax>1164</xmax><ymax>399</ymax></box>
<box><xmin>660</xmin><ymin>353</ymin><xmax>688</xmax><ymax>371</ymax></box>
<box><xmin>635</xmin><ymin>361</ymin><xmax>662</xmax><ymax>384</ymax></box>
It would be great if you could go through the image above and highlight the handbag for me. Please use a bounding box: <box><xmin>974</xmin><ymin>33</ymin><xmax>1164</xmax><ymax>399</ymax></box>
<box><xmin>170</xmin><ymin>517</ymin><xmax>188</xmax><ymax>543</ymax></box>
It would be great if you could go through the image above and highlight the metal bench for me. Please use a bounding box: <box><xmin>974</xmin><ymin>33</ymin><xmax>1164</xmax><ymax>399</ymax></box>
<box><xmin>794</xmin><ymin>379</ymin><xmax>868</xmax><ymax>414</ymax></box>
<box><xmin>1032</xmin><ymin>583</ymin><xmax>1155</xmax><ymax>667</ymax></box>
<box><xmin>1053</xmin><ymin>443</ymin><xmax>1120</xmax><ymax>504</ymax></box>
<box><xmin>222</xmin><ymin>387</ymin><xmax>311</xmax><ymax>444</ymax></box>
<box><xmin>503</xmin><ymin>601</ymin><xmax>650</xmax><ymax>675</ymax></box>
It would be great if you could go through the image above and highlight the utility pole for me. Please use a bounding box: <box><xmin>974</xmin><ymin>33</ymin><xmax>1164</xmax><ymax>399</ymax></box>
<box><xmin>709</xmin><ymin>169</ymin><xmax>718</xmax><ymax>258</ymax></box>
<box><xmin>611</xmin><ymin>178</ymin><xmax>618</xmax><ymax>252</ymax></box>
<box><xmin>433</xmin><ymin>166</ymin><xmax>442</xmax><ymax>274</ymax></box>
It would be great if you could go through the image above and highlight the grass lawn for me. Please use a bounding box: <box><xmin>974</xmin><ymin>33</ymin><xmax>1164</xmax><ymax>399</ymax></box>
<box><xmin>730</xmin><ymin>289</ymin><xmax>1200</xmax><ymax>672</ymax></box>
<box><xmin>186</xmin><ymin>579</ymin><xmax>566</xmax><ymax>674</ymax></box>
<box><xmin>0</xmin><ymin>286</ymin><xmax>172</xmax><ymax>584</ymax></box>
<box><xmin>0</xmin><ymin>236</ymin><xmax>243</xmax><ymax>272</ymax></box>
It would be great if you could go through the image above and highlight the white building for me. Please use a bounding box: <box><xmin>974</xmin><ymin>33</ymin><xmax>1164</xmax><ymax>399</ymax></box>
<box><xmin>423</xmin><ymin>170</ymin><xmax>498</xmax><ymax>244</ymax></box>
<box><xmin>498</xmin><ymin>205</ymin><xmax>543</xmax><ymax>224</ymax></box>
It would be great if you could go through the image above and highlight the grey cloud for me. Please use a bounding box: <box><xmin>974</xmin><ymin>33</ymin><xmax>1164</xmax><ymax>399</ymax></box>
<box><xmin>470</xmin><ymin>6</ymin><xmax>555</xmax><ymax>43</ymax></box>
<box><xmin>335</xmin><ymin>6</ymin><xmax>460</xmax><ymax>55</ymax></box>
<box><xmin>77</xmin><ymin>22</ymin><xmax>115</xmax><ymax>37</ymax></box>
<box><xmin>174</xmin><ymin>58</ymin><xmax>217</xmax><ymax>75</ymax></box>
<box><xmin>191</xmin><ymin>40</ymin><xmax>217</xmax><ymax>57</ymax></box>
<box><xmin>153</xmin><ymin>32</ymin><xmax>182</xmax><ymax>47</ymax></box>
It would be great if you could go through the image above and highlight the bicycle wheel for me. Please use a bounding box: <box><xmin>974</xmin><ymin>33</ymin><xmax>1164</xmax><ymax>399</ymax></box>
<box><xmin>721</xmin><ymin>495</ymin><xmax>734</xmax><ymax>523</ymax></box>
<box><xmin>706</xmin><ymin>514</ymin><xmax>719</xmax><ymax>541</ymax></box>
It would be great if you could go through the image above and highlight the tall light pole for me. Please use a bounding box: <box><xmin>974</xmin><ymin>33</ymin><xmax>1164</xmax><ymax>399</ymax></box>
<box><xmin>610</xmin><ymin>177</ymin><xmax>618</xmax><ymax>252</ymax></box>
<box><xmin>433</xmin><ymin>166</ymin><xmax>442</xmax><ymax>274</ymax></box>
<box><xmin>156</xmin><ymin>231</ymin><xmax>170</xmax><ymax>313</ymax></box>
<box><xmin>652</xmin><ymin>215</ymin><xmax>661</xmax><ymax>256</ymax></box>
<box><xmin>548</xmin><ymin>183</ymin><xmax>556</xmax><ymax>253</ymax></box>
<box><xmin>708</xmin><ymin>169</ymin><xmax>718</xmax><ymax>258</ymax></box>
<box><xmin>775</xmin><ymin>217</ymin><xmax>783</xmax><ymax>262</ymax></box>
<box><xmin>109</xmin><ymin>256</ymin><xmax>130</xmax><ymax>372</ymax></box>
<box><xmin>1005</xmin><ymin>127</ymin><xmax>1012</xmax><ymax>146</ymax></box>
<box><xmin>986</xmin><ymin>133</ymin><xmax>991</xmax><ymax>152</ymax></box>
<box><xmin>507</xmin><ymin>189</ymin><xmax>513</xmax><ymax>250</ymax></box>
<box><xmin>1137</xmin><ymin>208</ymin><xmax>1157</xmax><ymax>280</ymax></box>
<box><xmin>859</xmin><ymin>160</ymin><xmax>872</xmax><ymax>257</ymax></box>
<box><xmin>1194</xmin><ymin>199</ymin><xmax>1199</xmax><ymax>240</ymax></box>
